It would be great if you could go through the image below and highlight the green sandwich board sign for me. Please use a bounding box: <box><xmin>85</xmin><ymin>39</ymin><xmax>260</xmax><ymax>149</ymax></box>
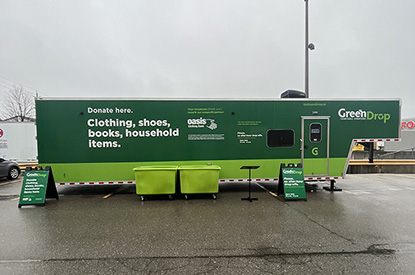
<box><xmin>277</xmin><ymin>163</ymin><xmax>306</xmax><ymax>201</ymax></box>
<box><xmin>18</xmin><ymin>167</ymin><xmax>59</xmax><ymax>208</ymax></box>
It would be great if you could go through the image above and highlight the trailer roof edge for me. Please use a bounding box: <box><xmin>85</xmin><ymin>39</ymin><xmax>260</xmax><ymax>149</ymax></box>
<box><xmin>36</xmin><ymin>97</ymin><xmax>402</xmax><ymax>102</ymax></box>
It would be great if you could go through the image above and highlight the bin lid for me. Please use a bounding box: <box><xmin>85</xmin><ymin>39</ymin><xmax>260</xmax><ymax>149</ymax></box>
<box><xmin>178</xmin><ymin>165</ymin><xmax>221</xmax><ymax>170</ymax></box>
<box><xmin>133</xmin><ymin>166</ymin><xmax>178</xmax><ymax>171</ymax></box>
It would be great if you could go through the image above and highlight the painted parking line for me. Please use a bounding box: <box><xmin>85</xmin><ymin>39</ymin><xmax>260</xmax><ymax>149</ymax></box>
<box><xmin>343</xmin><ymin>190</ymin><xmax>359</xmax><ymax>196</ymax></box>
<box><xmin>394</xmin><ymin>174</ymin><xmax>415</xmax><ymax>179</ymax></box>
<box><xmin>255</xmin><ymin>182</ymin><xmax>279</xmax><ymax>198</ymax></box>
<box><xmin>0</xmin><ymin>179</ymin><xmax>21</xmax><ymax>186</ymax></box>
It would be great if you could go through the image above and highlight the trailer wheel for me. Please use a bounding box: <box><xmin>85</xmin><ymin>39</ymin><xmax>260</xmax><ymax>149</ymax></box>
<box><xmin>7</xmin><ymin>167</ymin><xmax>20</xmax><ymax>180</ymax></box>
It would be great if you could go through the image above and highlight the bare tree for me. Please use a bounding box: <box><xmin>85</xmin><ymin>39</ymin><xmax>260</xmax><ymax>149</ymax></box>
<box><xmin>1</xmin><ymin>86</ymin><xmax>36</xmax><ymax>122</ymax></box>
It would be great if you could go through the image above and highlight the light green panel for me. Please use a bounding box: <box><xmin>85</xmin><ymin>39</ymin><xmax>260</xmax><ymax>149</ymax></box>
<box><xmin>41</xmin><ymin>158</ymin><xmax>346</xmax><ymax>183</ymax></box>
<box><xmin>303</xmin><ymin>159</ymin><xmax>328</xmax><ymax>176</ymax></box>
<box><xmin>329</xmin><ymin>158</ymin><xmax>348</xmax><ymax>177</ymax></box>
<box><xmin>301</xmin><ymin>158</ymin><xmax>348</xmax><ymax>177</ymax></box>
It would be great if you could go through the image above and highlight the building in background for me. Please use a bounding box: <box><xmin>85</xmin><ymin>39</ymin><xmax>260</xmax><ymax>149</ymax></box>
<box><xmin>0</xmin><ymin>122</ymin><xmax>37</xmax><ymax>162</ymax></box>
<box><xmin>383</xmin><ymin>118</ymin><xmax>415</xmax><ymax>152</ymax></box>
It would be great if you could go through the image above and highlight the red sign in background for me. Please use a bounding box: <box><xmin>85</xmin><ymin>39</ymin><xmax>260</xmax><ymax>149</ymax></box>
<box><xmin>0</xmin><ymin>128</ymin><xmax>3</xmax><ymax>138</ymax></box>
<box><xmin>402</xmin><ymin>121</ymin><xmax>415</xmax><ymax>130</ymax></box>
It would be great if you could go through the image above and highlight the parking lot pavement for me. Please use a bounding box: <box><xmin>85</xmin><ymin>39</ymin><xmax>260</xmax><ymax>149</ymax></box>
<box><xmin>1</xmin><ymin>174</ymin><xmax>415</xmax><ymax>274</ymax></box>
<box><xmin>0</xmin><ymin>177</ymin><xmax>22</xmax><ymax>198</ymax></box>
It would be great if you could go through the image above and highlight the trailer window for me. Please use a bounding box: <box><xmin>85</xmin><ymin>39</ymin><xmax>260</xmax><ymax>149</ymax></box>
<box><xmin>267</xmin><ymin>129</ymin><xmax>294</xmax><ymax>147</ymax></box>
<box><xmin>309</xmin><ymin>123</ymin><xmax>322</xmax><ymax>143</ymax></box>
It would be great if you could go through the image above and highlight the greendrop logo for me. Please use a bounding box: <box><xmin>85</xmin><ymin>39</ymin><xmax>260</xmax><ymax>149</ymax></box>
<box><xmin>283</xmin><ymin>170</ymin><xmax>302</xmax><ymax>175</ymax></box>
<box><xmin>338</xmin><ymin>108</ymin><xmax>390</xmax><ymax>123</ymax></box>
<box><xmin>312</xmin><ymin>147</ymin><xmax>319</xmax><ymax>156</ymax></box>
<box><xmin>26</xmin><ymin>172</ymin><xmax>47</xmax><ymax>177</ymax></box>
<box><xmin>187</xmin><ymin>117</ymin><xmax>217</xmax><ymax>130</ymax></box>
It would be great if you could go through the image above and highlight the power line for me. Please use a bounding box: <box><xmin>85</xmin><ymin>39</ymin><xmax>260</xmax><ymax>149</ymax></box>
<box><xmin>0</xmin><ymin>81</ymin><xmax>15</xmax><ymax>89</ymax></box>
<box><xmin>0</xmin><ymin>76</ymin><xmax>50</xmax><ymax>99</ymax></box>
<box><xmin>0</xmin><ymin>83</ymin><xmax>31</xmax><ymax>95</ymax></box>
<box><xmin>0</xmin><ymin>85</ymin><xmax>13</xmax><ymax>91</ymax></box>
<box><xmin>0</xmin><ymin>75</ymin><xmax>40</xmax><ymax>93</ymax></box>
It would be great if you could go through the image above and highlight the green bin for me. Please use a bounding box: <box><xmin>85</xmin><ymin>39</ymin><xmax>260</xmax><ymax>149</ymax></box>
<box><xmin>133</xmin><ymin>166</ymin><xmax>178</xmax><ymax>196</ymax></box>
<box><xmin>178</xmin><ymin>165</ymin><xmax>221</xmax><ymax>196</ymax></box>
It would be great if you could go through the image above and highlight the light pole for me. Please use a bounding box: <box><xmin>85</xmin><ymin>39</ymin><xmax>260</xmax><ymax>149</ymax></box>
<box><xmin>304</xmin><ymin>0</ymin><xmax>314</xmax><ymax>98</ymax></box>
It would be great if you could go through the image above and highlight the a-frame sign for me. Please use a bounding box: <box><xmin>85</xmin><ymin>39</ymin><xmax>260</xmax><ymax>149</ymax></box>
<box><xmin>277</xmin><ymin>163</ymin><xmax>307</xmax><ymax>201</ymax></box>
<box><xmin>18</xmin><ymin>166</ymin><xmax>59</xmax><ymax>208</ymax></box>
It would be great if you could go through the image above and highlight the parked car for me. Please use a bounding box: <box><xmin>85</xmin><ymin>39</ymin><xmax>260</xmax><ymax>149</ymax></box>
<box><xmin>0</xmin><ymin>158</ymin><xmax>21</xmax><ymax>180</ymax></box>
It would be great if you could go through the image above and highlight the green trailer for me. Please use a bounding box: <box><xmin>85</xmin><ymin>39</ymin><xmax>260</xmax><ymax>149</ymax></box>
<box><xmin>36</xmin><ymin>98</ymin><xmax>401</xmax><ymax>188</ymax></box>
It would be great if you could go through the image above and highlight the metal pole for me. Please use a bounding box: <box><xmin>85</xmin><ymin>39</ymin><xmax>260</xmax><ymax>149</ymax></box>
<box><xmin>248</xmin><ymin>168</ymin><xmax>252</xmax><ymax>199</ymax></box>
<box><xmin>305</xmin><ymin>0</ymin><xmax>309</xmax><ymax>98</ymax></box>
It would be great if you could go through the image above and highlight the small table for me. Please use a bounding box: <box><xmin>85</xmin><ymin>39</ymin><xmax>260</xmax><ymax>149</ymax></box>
<box><xmin>240</xmin><ymin>166</ymin><xmax>260</xmax><ymax>202</ymax></box>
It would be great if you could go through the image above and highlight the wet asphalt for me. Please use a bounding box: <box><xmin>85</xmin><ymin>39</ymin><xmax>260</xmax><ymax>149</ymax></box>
<box><xmin>1</xmin><ymin>174</ymin><xmax>415</xmax><ymax>274</ymax></box>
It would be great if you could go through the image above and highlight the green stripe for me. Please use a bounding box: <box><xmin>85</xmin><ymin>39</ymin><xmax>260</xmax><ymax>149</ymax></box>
<box><xmin>42</xmin><ymin>158</ymin><xmax>347</xmax><ymax>183</ymax></box>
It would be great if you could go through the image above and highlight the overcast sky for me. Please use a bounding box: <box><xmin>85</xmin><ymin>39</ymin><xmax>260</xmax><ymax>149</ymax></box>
<box><xmin>1</xmin><ymin>0</ymin><xmax>414</xmax><ymax>118</ymax></box>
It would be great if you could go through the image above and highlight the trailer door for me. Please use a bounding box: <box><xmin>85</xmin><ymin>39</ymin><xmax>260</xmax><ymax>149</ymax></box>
<box><xmin>301</xmin><ymin>117</ymin><xmax>330</xmax><ymax>177</ymax></box>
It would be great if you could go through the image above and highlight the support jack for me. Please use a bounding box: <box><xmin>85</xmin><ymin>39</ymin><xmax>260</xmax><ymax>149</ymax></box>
<box><xmin>323</xmin><ymin>180</ymin><xmax>342</xmax><ymax>192</ymax></box>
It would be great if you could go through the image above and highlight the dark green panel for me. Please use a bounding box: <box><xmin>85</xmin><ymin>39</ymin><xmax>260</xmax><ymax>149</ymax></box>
<box><xmin>36</xmin><ymin>99</ymin><xmax>400</xmax><ymax>165</ymax></box>
<box><xmin>37</xmin><ymin>100</ymin><xmax>280</xmax><ymax>163</ymax></box>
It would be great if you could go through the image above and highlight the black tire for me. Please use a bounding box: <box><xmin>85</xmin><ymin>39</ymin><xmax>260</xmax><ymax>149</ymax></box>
<box><xmin>7</xmin><ymin>167</ymin><xmax>20</xmax><ymax>180</ymax></box>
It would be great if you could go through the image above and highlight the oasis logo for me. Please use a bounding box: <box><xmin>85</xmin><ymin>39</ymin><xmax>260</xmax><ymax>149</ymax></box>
<box><xmin>187</xmin><ymin>117</ymin><xmax>217</xmax><ymax>130</ymax></box>
<box><xmin>338</xmin><ymin>108</ymin><xmax>390</xmax><ymax>123</ymax></box>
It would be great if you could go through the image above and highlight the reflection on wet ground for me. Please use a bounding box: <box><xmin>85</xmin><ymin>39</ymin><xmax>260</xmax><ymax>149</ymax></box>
<box><xmin>1</xmin><ymin>174</ymin><xmax>415</xmax><ymax>274</ymax></box>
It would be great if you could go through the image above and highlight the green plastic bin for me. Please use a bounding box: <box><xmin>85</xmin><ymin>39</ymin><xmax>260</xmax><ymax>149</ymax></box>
<box><xmin>133</xmin><ymin>166</ymin><xmax>178</xmax><ymax>197</ymax></box>
<box><xmin>178</xmin><ymin>165</ymin><xmax>221</xmax><ymax>197</ymax></box>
